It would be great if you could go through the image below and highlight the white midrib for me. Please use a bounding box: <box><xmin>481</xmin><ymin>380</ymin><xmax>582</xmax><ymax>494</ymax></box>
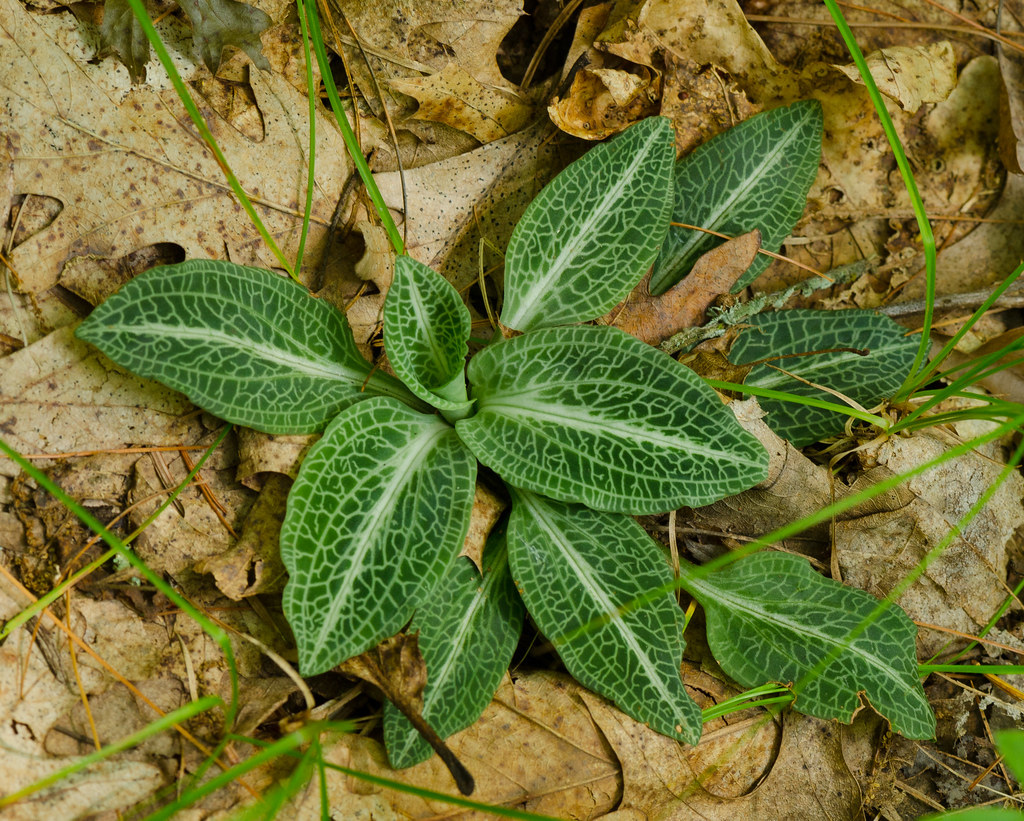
<box><xmin>684</xmin><ymin>576</ymin><xmax>903</xmax><ymax>687</ymax></box>
<box><xmin>312</xmin><ymin>423</ymin><xmax>448</xmax><ymax>657</ymax></box>
<box><xmin>665</xmin><ymin>122</ymin><xmax>807</xmax><ymax>271</ymax></box>
<box><xmin>527</xmin><ymin>496</ymin><xmax>683</xmax><ymax>716</ymax></box>
<box><xmin>123</xmin><ymin>322</ymin><xmax>365</xmax><ymax>383</ymax></box>
<box><xmin>479</xmin><ymin>398</ymin><xmax>728</xmax><ymax>461</ymax></box>
<box><xmin>505</xmin><ymin>129</ymin><xmax>657</xmax><ymax>328</ymax></box>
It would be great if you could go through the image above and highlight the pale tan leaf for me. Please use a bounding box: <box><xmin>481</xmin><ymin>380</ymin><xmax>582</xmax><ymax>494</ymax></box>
<box><xmin>0</xmin><ymin>327</ymin><xmax>196</xmax><ymax>478</ymax></box>
<box><xmin>391</xmin><ymin>63</ymin><xmax>534</xmax><ymax>143</ymax></box>
<box><xmin>835</xmin><ymin>42</ymin><xmax>957</xmax><ymax>112</ymax></box>
<box><xmin>0</xmin><ymin>0</ymin><xmax>356</xmax><ymax>296</ymax></box>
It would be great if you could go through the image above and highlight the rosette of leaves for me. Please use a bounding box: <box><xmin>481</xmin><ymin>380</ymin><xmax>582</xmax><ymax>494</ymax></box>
<box><xmin>78</xmin><ymin>113</ymin><xmax>934</xmax><ymax>775</ymax></box>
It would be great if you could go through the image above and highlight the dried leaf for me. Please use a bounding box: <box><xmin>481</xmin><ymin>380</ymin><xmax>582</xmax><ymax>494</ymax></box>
<box><xmin>391</xmin><ymin>63</ymin><xmax>534</xmax><ymax>143</ymax></box>
<box><xmin>0</xmin><ymin>0</ymin><xmax>355</xmax><ymax>295</ymax></box>
<box><xmin>459</xmin><ymin>481</ymin><xmax>506</xmax><ymax>571</ymax></box>
<box><xmin>834</xmin><ymin>42</ymin><xmax>957</xmax><ymax>112</ymax></box>
<box><xmin>998</xmin><ymin>0</ymin><xmax>1024</xmax><ymax>172</ymax></box>
<box><xmin>100</xmin><ymin>0</ymin><xmax>148</xmax><ymax>82</ymax></box>
<box><xmin>548</xmin><ymin>66</ymin><xmax>658</xmax><ymax>139</ymax></box>
<box><xmin>611</xmin><ymin>229</ymin><xmax>761</xmax><ymax>345</ymax></box>
<box><xmin>175</xmin><ymin>0</ymin><xmax>272</xmax><ymax>74</ymax></box>
<box><xmin>0</xmin><ymin>327</ymin><xmax>195</xmax><ymax>479</ymax></box>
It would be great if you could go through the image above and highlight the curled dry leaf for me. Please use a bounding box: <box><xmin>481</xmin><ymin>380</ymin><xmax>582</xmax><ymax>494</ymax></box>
<box><xmin>609</xmin><ymin>229</ymin><xmax>762</xmax><ymax>346</ymax></box>
<box><xmin>834</xmin><ymin>41</ymin><xmax>957</xmax><ymax>113</ymax></box>
<box><xmin>548</xmin><ymin>65</ymin><xmax>659</xmax><ymax>139</ymax></box>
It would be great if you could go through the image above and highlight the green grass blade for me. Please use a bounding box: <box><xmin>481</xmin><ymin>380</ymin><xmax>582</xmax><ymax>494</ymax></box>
<box><xmin>300</xmin><ymin>0</ymin><xmax>404</xmax><ymax>255</ymax></box>
<box><xmin>821</xmin><ymin>0</ymin><xmax>936</xmax><ymax>400</ymax></box>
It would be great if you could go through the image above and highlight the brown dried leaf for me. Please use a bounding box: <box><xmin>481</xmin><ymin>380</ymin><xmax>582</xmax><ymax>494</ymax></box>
<box><xmin>459</xmin><ymin>481</ymin><xmax>506</xmax><ymax>572</ymax></box>
<box><xmin>196</xmin><ymin>472</ymin><xmax>290</xmax><ymax>599</ymax></box>
<box><xmin>372</xmin><ymin>124</ymin><xmax>562</xmax><ymax>292</ymax></box>
<box><xmin>836</xmin><ymin>428</ymin><xmax>1024</xmax><ymax>656</ymax></box>
<box><xmin>610</xmin><ymin>229</ymin><xmax>761</xmax><ymax>345</ymax></box>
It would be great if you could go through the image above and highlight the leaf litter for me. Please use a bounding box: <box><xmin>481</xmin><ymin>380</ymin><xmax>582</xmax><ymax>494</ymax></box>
<box><xmin>1</xmin><ymin>0</ymin><xmax>1024</xmax><ymax>815</ymax></box>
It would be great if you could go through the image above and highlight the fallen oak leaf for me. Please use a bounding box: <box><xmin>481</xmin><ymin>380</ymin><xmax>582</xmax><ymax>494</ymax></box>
<box><xmin>338</xmin><ymin>634</ymin><xmax>476</xmax><ymax>796</ymax></box>
<box><xmin>609</xmin><ymin>229</ymin><xmax>761</xmax><ymax>346</ymax></box>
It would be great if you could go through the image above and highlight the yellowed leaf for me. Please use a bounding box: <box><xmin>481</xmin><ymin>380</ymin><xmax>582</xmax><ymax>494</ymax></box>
<box><xmin>834</xmin><ymin>41</ymin><xmax>957</xmax><ymax>112</ymax></box>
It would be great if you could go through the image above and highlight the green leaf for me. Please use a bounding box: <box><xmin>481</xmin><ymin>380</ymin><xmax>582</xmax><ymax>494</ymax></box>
<box><xmin>651</xmin><ymin>100</ymin><xmax>822</xmax><ymax>295</ymax></box>
<box><xmin>280</xmin><ymin>397</ymin><xmax>476</xmax><ymax>676</ymax></box>
<box><xmin>383</xmin><ymin>529</ymin><xmax>524</xmax><ymax>768</ymax></box>
<box><xmin>499</xmin><ymin>117</ymin><xmax>675</xmax><ymax>332</ymax></box>
<box><xmin>507</xmin><ymin>491</ymin><xmax>702</xmax><ymax>744</ymax></box>
<box><xmin>681</xmin><ymin>551</ymin><xmax>935</xmax><ymax>740</ymax></box>
<box><xmin>384</xmin><ymin>256</ymin><xmax>472</xmax><ymax>413</ymax></box>
<box><xmin>457</xmin><ymin>325</ymin><xmax>768</xmax><ymax>513</ymax></box>
<box><xmin>729</xmin><ymin>309</ymin><xmax>919</xmax><ymax>446</ymax></box>
<box><xmin>101</xmin><ymin>0</ymin><xmax>149</xmax><ymax>82</ymax></box>
<box><xmin>176</xmin><ymin>0</ymin><xmax>272</xmax><ymax>74</ymax></box>
<box><xmin>76</xmin><ymin>259</ymin><xmax>419</xmax><ymax>434</ymax></box>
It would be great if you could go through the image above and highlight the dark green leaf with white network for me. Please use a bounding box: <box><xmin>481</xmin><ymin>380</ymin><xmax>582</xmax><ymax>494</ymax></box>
<box><xmin>651</xmin><ymin>100</ymin><xmax>822</xmax><ymax>294</ymax></box>
<box><xmin>384</xmin><ymin>531</ymin><xmax>524</xmax><ymax>768</ymax></box>
<box><xmin>508</xmin><ymin>491</ymin><xmax>702</xmax><ymax>744</ymax></box>
<box><xmin>680</xmin><ymin>551</ymin><xmax>935</xmax><ymax>739</ymax></box>
<box><xmin>384</xmin><ymin>255</ymin><xmax>472</xmax><ymax>413</ymax></box>
<box><xmin>500</xmin><ymin>116</ymin><xmax>675</xmax><ymax>331</ymax></box>
<box><xmin>457</xmin><ymin>325</ymin><xmax>768</xmax><ymax>513</ymax></box>
<box><xmin>76</xmin><ymin>260</ymin><xmax>419</xmax><ymax>434</ymax></box>
<box><xmin>280</xmin><ymin>398</ymin><xmax>476</xmax><ymax>676</ymax></box>
<box><xmin>729</xmin><ymin>309</ymin><xmax>919</xmax><ymax>445</ymax></box>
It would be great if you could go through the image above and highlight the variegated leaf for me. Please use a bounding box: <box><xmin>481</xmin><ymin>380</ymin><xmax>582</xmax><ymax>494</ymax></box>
<box><xmin>280</xmin><ymin>398</ymin><xmax>476</xmax><ymax>675</ymax></box>
<box><xmin>681</xmin><ymin>551</ymin><xmax>935</xmax><ymax>739</ymax></box>
<box><xmin>508</xmin><ymin>490</ymin><xmax>702</xmax><ymax>744</ymax></box>
<box><xmin>651</xmin><ymin>100</ymin><xmax>822</xmax><ymax>295</ymax></box>
<box><xmin>384</xmin><ymin>255</ymin><xmax>472</xmax><ymax>413</ymax></box>
<box><xmin>457</xmin><ymin>325</ymin><xmax>768</xmax><ymax>513</ymax></box>
<box><xmin>500</xmin><ymin>117</ymin><xmax>675</xmax><ymax>331</ymax></box>
<box><xmin>383</xmin><ymin>529</ymin><xmax>524</xmax><ymax>768</ymax></box>
<box><xmin>76</xmin><ymin>259</ymin><xmax>418</xmax><ymax>434</ymax></box>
